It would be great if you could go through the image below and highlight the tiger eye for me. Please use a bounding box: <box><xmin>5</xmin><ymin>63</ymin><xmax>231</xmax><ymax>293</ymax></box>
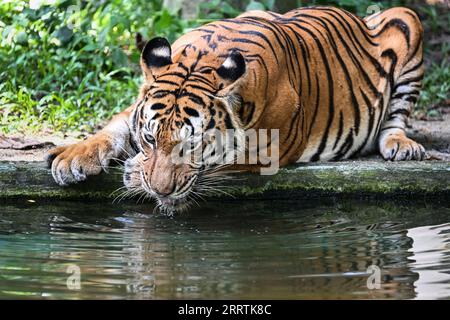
<box><xmin>143</xmin><ymin>133</ymin><xmax>155</xmax><ymax>145</ymax></box>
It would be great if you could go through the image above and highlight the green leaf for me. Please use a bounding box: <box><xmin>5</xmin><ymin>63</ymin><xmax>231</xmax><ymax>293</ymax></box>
<box><xmin>155</xmin><ymin>10</ymin><xmax>173</xmax><ymax>31</ymax></box>
<box><xmin>110</xmin><ymin>47</ymin><xmax>128</xmax><ymax>68</ymax></box>
<box><xmin>82</xmin><ymin>43</ymin><xmax>98</xmax><ymax>52</ymax></box>
<box><xmin>14</xmin><ymin>31</ymin><xmax>28</xmax><ymax>45</ymax></box>
<box><xmin>246</xmin><ymin>1</ymin><xmax>266</xmax><ymax>12</ymax></box>
<box><xmin>54</xmin><ymin>26</ymin><xmax>73</xmax><ymax>45</ymax></box>
<box><xmin>262</xmin><ymin>0</ymin><xmax>275</xmax><ymax>10</ymax></box>
<box><xmin>221</xmin><ymin>3</ymin><xmax>240</xmax><ymax>17</ymax></box>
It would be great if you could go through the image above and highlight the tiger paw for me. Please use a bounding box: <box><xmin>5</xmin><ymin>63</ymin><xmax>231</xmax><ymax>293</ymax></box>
<box><xmin>45</xmin><ymin>135</ymin><xmax>115</xmax><ymax>186</ymax></box>
<box><xmin>379</xmin><ymin>134</ymin><xmax>425</xmax><ymax>161</ymax></box>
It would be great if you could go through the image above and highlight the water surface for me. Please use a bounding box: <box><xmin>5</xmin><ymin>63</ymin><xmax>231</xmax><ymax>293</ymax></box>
<box><xmin>0</xmin><ymin>199</ymin><xmax>449</xmax><ymax>299</ymax></box>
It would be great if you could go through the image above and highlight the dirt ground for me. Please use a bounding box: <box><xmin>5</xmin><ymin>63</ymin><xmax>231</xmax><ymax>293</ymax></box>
<box><xmin>0</xmin><ymin>133</ymin><xmax>79</xmax><ymax>162</ymax></box>
<box><xmin>1</xmin><ymin>114</ymin><xmax>449</xmax><ymax>162</ymax></box>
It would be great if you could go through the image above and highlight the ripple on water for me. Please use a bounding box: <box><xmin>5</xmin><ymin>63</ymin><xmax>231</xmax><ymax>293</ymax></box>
<box><xmin>0</xmin><ymin>199</ymin><xmax>449</xmax><ymax>299</ymax></box>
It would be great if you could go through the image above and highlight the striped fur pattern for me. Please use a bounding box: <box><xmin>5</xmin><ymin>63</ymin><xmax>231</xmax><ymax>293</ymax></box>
<box><xmin>170</xmin><ymin>6</ymin><xmax>425</xmax><ymax>164</ymax></box>
<box><xmin>47</xmin><ymin>6</ymin><xmax>425</xmax><ymax>213</ymax></box>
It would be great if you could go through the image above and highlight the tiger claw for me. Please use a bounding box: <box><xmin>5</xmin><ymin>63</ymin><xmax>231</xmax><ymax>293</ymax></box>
<box><xmin>46</xmin><ymin>135</ymin><xmax>115</xmax><ymax>185</ymax></box>
<box><xmin>380</xmin><ymin>134</ymin><xmax>425</xmax><ymax>161</ymax></box>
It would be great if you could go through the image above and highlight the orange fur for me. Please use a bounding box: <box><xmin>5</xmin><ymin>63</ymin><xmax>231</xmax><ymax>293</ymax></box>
<box><xmin>47</xmin><ymin>6</ymin><xmax>425</xmax><ymax>211</ymax></box>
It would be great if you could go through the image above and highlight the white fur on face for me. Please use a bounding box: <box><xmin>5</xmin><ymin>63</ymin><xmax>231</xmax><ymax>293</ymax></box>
<box><xmin>144</xmin><ymin>108</ymin><xmax>159</xmax><ymax>134</ymax></box>
<box><xmin>178</xmin><ymin>113</ymin><xmax>205</xmax><ymax>141</ymax></box>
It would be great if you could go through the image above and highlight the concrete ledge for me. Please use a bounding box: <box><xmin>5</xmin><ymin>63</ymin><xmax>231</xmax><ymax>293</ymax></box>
<box><xmin>1</xmin><ymin>161</ymin><xmax>449</xmax><ymax>202</ymax></box>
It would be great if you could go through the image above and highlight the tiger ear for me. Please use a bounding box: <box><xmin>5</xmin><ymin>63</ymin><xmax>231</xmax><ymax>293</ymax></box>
<box><xmin>140</xmin><ymin>37</ymin><xmax>172</xmax><ymax>81</ymax></box>
<box><xmin>135</xmin><ymin>33</ymin><xmax>147</xmax><ymax>53</ymax></box>
<box><xmin>216</xmin><ymin>50</ymin><xmax>246</xmax><ymax>93</ymax></box>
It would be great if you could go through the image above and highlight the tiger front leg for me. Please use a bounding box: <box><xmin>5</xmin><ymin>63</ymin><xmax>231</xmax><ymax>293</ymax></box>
<box><xmin>379</xmin><ymin>128</ymin><xmax>425</xmax><ymax>161</ymax></box>
<box><xmin>375</xmin><ymin>8</ymin><xmax>426</xmax><ymax>161</ymax></box>
<box><xmin>46</xmin><ymin>107</ymin><xmax>135</xmax><ymax>186</ymax></box>
<box><xmin>378</xmin><ymin>76</ymin><xmax>425</xmax><ymax>161</ymax></box>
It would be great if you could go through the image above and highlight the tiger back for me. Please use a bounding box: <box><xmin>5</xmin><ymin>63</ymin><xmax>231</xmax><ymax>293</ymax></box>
<box><xmin>169</xmin><ymin>6</ymin><xmax>425</xmax><ymax>165</ymax></box>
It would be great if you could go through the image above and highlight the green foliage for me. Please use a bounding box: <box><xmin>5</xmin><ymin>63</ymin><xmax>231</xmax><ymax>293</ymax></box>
<box><xmin>0</xmin><ymin>0</ymin><xmax>448</xmax><ymax>134</ymax></box>
<box><xmin>197</xmin><ymin>0</ymin><xmax>275</xmax><ymax>20</ymax></box>
<box><xmin>198</xmin><ymin>0</ymin><xmax>241</xmax><ymax>20</ymax></box>
<box><xmin>414</xmin><ymin>4</ymin><xmax>449</xmax><ymax>114</ymax></box>
<box><xmin>0</xmin><ymin>0</ymin><xmax>191</xmax><ymax>133</ymax></box>
<box><xmin>246</xmin><ymin>0</ymin><xmax>276</xmax><ymax>11</ymax></box>
<box><xmin>294</xmin><ymin>0</ymin><xmax>401</xmax><ymax>15</ymax></box>
<box><xmin>420</xmin><ymin>61</ymin><xmax>450</xmax><ymax>110</ymax></box>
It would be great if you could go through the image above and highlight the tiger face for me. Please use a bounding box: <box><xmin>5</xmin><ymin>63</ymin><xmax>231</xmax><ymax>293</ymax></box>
<box><xmin>123</xmin><ymin>37</ymin><xmax>246</xmax><ymax>214</ymax></box>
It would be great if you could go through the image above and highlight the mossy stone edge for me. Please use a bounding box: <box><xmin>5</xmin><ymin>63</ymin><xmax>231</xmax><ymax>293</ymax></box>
<box><xmin>0</xmin><ymin>161</ymin><xmax>449</xmax><ymax>202</ymax></box>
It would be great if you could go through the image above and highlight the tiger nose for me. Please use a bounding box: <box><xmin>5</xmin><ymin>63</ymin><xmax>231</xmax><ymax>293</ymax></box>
<box><xmin>151</xmin><ymin>180</ymin><xmax>175</xmax><ymax>197</ymax></box>
<box><xmin>150</xmin><ymin>168</ymin><xmax>176</xmax><ymax>196</ymax></box>
<box><xmin>150</xmin><ymin>150</ymin><xmax>177</xmax><ymax>197</ymax></box>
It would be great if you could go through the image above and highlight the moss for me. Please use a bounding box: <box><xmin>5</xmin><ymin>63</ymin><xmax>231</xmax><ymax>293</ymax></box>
<box><xmin>223</xmin><ymin>161</ymin><xmax>450</xmax><ymax>198</ymax></box>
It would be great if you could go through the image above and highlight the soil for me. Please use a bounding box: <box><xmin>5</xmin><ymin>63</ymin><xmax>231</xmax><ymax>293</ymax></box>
<box><xmin>0</xmin><ymin>134</ymin><xmax>79</xmax><ymax>162</ymax></box>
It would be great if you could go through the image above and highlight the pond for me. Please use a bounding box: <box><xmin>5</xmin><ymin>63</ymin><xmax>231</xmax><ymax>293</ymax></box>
<box><xmin>0</xmin><ymin>199</ymin><xmax>449</xmax><ymax>299</ymax></box>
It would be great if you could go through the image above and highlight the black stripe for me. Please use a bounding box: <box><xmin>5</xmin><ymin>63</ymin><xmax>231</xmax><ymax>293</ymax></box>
<box><xmin>220</xmin><ymin>20</ymin><xmax>281</xmax><ymax>64</ymax></box>
<box><xmin>389</xmin><ymin>109</ymin><xmax>410</xmax><ymax>117</ymax></box>
<box><xmin>179</xmin><ymin>91</ymin><xmax>205</xmax><ymax>106</ymax></box>
<box><xmin>309</xmin><ymin>27</ymin><xmax>335</xmax><ymax>162</ymax></box>
<box><xmin>392</xmin><ymin>90</ymin><xmax>420</xmax><ymax>100</ymax></box>
<box><xmin>306</xmin><ymin>75</ymin><xmax>321</xmax><ymax>140</ymax></box>
<box><xmin>318</xmin><ymin>11</ymin><xmax>388</xmax><ymax>77</ymax></box>
<box><xmin>184</xmin><ymin>117</ymin><xmax>194</xmax><ymax>131</ymax></box>
<box><xmin>184</xmin><ymin>83</ymin><xmax>216</xmax><ymax>95</ymax></box>
<box><xmin>194</xmin><ymin>28</ymin><xmax>215</xmax><ymax>34</ymax></box>
<box><xmin>151</xmin><ymin>103</ymin><xmax>166</xmax><ymax>110</ymax></box>
<box><xmin>190</xmin><ymin>50</ymin><xmax>207</xmax><ymax>72</ymax></box>
<box><xmin>373</xmin><ymin>18</ymin><xmax>411</xmax><ymax>49</ymax></box>
<box><xmin>154</xmin><ymin>79</ymin><xmax>179</xmax><ymax>86</ymax></box>
<box><xmin>287</xmin><ymin>18</ymin><xmax>382</xmax><ymax>98</ymax></box>
<box><xmin>206</xmin><ymin>117</ymin><xmax>216</xmax><ymax>130</ymax></box>
<box><xmin>283</xmin><ymin>25</ymin><xmax>312</xmax><ymax>96</ymax></box>
<box><xmin>151</xmin><ymin>90</ymin><xmax>174</xmax><ymax>99</ymax></box>
<box><xmin>382</xmin><ymin>49</ymin><xmax>399</xmax><ymax>90</ymax></box>
<box><xmin>243</xmin><ymin>102</ymin><xmax>255</xmax><ymax>127</ymax></box>
<box><xmin>188</xmin><ymin>75</ymin><xmax>216</xmax><ymax>90</ymax></box>
<box><xmin>381</xmin><ymin>125</ymin><xmax>403</xmax><ymax>131</ymax></box>
<box><xmin>333</xmin><ymin>111</ymin><xmax>344</xmax><ymax>150</ymax></box>
<box><xmin>373</xmin><ymin>95</ymin><xmax>386</xmax><ymax>139</ymax></box>
<box><xmin>245</xmin><ymin>54</ymin><xmax>270</xmax><ymax>99</ymax></box>
<box><xmin>151</xmin><ymin>113</ymin><xmax>161</xmax><ymax>120</ymax></box>
<box><xmin>253</xmin><ymin>17</ymin><xmax>301</xmax><ymax>90</ymax></box>
<box><xmin>332</xmin><ymin>128</ymin><xmax>354</xmax><ymax>160</ymax></box>
<box><xmin>300</xmin><ymin>14</ymin><xmax>361</xmax><ymax>136</ymax></box>
<box><xmin>405</xmin><ymin>96</ymin><xmax>418</xmax><ymax>103</ymax></box>
<box><xmin>280</xmin><ymin>107</ymin><xmax>303</xmax><ymax>162</ymax></box>
<box><xmin>402</xmin><ymin>59</ymin><xmax>423</xmax><ymax>76</ymax></box>
<box><xmin>177</xmin><ymin>62</ymin><xmax>190</xmax><ymax>73</ymax></box>
<box><xmin>393</xmin><ymin>75</ymin><xmax>424</xmax><ymax>91</ymax></box>
<box><xmin>224</xmin><ymin>113</ymin><xmax>234</xmax><ymax>129</ymax></box>
<box><xmin>298</xmin><ymin>7</ymin><xmax>379</xmax><ymax>46</ymax></box>
<box><xmin>353</xmin><ymin>88</ymin><xmax>376</xmax><ymax>155</ymax></box>
<box><xmin>183</xmin><ymin>106</ymin><xmax>200</xmax><ymax>117</ymax></box>
<box><xmin>157</xmin><ymin>72</ymin><xmax>187</xmax><ymax>81</ymax></box>
<box><xmin>230</xmin><ymin>37</ymin><xmax>266</xmax><ymax>50</ymax></box>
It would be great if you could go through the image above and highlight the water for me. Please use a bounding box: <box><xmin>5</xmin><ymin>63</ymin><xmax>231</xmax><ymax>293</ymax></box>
<box><xmin>0</xmin><ymin>199</ymin><xmax>449</xmax><ymax>299</ymax></box>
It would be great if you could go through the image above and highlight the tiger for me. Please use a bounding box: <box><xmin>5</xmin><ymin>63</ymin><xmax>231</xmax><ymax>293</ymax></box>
<box><xmin>47</xmin><ymin>6</ymin><xmax>426</xmax><ymax>213</ymax></box>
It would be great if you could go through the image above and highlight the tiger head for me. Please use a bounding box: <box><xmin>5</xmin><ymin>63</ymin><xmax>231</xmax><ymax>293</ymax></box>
<box><xmin>123</xmin><ymin>37</ymin><xmax>247</xmax><ymax>214</ymax></box>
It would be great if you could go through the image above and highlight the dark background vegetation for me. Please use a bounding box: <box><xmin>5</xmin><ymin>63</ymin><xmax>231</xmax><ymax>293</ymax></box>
<box><xmin>0</xmin><ymin>0</ymin><xmax>448</xmax><ymax>134</ymax></box>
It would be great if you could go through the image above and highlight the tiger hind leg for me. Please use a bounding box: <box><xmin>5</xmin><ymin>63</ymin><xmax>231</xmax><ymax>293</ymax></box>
<box><xmin>377</xmin><ymin>9</ymin><xmax>426</xmax><ymax>161</ymax></box>
<box><xmin>378</xmin><ymin>62</ymin><xmax>425</xmax><ymax>161</ymax></box>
